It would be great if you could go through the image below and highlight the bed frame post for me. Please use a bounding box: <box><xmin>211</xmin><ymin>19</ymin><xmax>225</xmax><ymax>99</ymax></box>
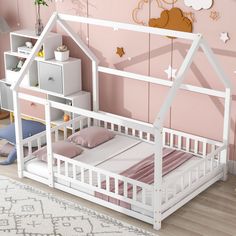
<box><xmin>200</xmin><ymin>38</ymin><xmax>232</xmax><ymax>89</ymax></box>
<box><xmin>92</xmin><ymin>60</ymin><xmax>99</xmax><ymax>112</ymax></box>
<box><xmin>200</xmin><ymin>39</ymin><xmax>232</xmax><ymax>181</ymax></box>
<box><xmin>11</xmin><ymin>13</ymin><xmax>57</xmax><ymax>179</ymax></box>
<box><xmin>154</xmin><ymin>35</ymin><xmax>202</xmax><ymax>126</ymax></box>
<box><xmin>57</xmin><ymin>14</ymin><xmax>99</xmax><ymax>113</ymax></box>
<box><xmin>45</xmin><ymin>101</ymin><xmax>54</xmax><ymax>187</ymax></box>
<box><xmin>153</xmin><ymin>125</ymin><xmax>163</xmax><ymax>230</ymax></box>
<box><xmin>13</xmin><ymin>90</ymin><xmax>24</xmax><ymax>178</ymax></box>
<box><xmin>221</xmin><ymin>88</ymin><xmax>232</xmax><ymax>181</ymax></box>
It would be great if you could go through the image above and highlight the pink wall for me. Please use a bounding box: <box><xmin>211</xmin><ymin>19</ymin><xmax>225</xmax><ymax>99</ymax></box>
<box><xmin>0</xmin><ymin>1</ymin><xmax>236</xmax><ymax>164</ymax></box>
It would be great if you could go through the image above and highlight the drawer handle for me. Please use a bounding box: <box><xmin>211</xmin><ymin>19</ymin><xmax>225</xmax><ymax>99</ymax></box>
<box><xmin>30</xmin><ymin>103</ymin><xmax>36</xmax><ymax>107</ymax></box>
<box><xmin>48</xmin><ymin>77</ymin><xmax>54</xmax><ymax>81</ymax></box>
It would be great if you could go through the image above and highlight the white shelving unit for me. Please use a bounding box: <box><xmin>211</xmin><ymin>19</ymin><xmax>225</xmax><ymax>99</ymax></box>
<box><xmin>0</xmin><ymin>29</ymin><xmax>91</xmax><ymax>126</ymax></box>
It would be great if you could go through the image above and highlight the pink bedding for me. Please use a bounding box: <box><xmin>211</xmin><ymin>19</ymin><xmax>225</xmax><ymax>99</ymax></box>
<box><xmin>95</xmin><ymin>148</ymin><xmax>194</xmax><ymax>209</ymax></box>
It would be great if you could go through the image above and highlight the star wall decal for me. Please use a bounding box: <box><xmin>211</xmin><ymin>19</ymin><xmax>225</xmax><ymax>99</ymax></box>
<box><xmin>116</xmin><ymin>47</ymin><xmax>125</xmax><ymax>57</ymax></box>
<box><xmin>220</xmin><ymin>32</ymin><xmax>230</xmax><ymax>43</ymax></box>
<box><xmin>165</xmin><ymin>65</ymin><xmax>177</xmax><ymax>79</ymax></box>
<box><xmin>210</xmin><ymin>11</ymin><xmax>220</xmax><ymax>21</ymax></box>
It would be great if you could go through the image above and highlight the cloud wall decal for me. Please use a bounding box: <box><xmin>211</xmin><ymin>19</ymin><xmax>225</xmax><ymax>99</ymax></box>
<box><xmin>184</xmin><ymin>0</ymin><xmax>213</xmax><ymax>11</ymax></box>
<box><xmin>149</xmin><ymin>8</ymin><xmax>193</xmax><ymax>34</ymax></box>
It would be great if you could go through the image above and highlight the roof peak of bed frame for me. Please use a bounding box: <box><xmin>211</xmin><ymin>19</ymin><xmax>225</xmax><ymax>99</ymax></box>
<box><xmin>11</xmin><ymin>12</ymin><xmax>232</xmax><ymax>131</ymax></box>
<box><xmin>11</xmin><ymin>12</ymin><xmax>231</xmax><ymax>90</ymax></box>
<box><xmin>57</xmin><ymin>12</ymin><xmax>200</xmax><ymax>40</ymax></box>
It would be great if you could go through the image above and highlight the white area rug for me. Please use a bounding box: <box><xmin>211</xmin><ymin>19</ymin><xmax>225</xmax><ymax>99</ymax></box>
<box><xmin>0</xmin><ymin>176</ymin><xmax>154</xmax><ymax>236</ymax></box>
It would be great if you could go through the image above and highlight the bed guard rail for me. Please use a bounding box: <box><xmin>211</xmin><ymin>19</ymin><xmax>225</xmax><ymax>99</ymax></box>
<box><xmin>54</xmin><ymin>153</ymin><xmax>154</xmax><ymax>211</ymax></box>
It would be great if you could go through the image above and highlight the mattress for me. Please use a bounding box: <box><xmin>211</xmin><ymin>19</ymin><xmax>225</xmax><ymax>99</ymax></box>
<box><xmin>70</xmin><ymin>141</ymin><xmax>156</xmax><ymax>193</ymax></box>
<box><xmin>25</xmin><ymin>134</ymin><xmax>141</xmax><ymax>179</ymax></box>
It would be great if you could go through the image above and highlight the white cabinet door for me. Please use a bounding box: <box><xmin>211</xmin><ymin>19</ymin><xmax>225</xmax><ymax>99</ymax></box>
<box><xmin>0</xmin><ymin>83</ymin><xmax>13</xmax><ymax>112</ymax></box>
<box><xmin>39</xmin><ymin>62</ymin><xmax>63</xmax><ymax>94</ymax></box>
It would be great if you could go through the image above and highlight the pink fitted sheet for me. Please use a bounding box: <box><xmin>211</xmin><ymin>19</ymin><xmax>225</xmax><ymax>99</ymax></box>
<box><xmin>95</xmin><ymin>148</ymin><xmax>194</xmax><ymax>209</ymax></box>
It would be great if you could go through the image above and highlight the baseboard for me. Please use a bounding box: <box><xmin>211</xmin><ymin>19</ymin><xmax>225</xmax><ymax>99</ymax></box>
<box><xmin>228</xmin><ymin>160</ymin><xmax>236</xmax><ymax>175</ymax></box>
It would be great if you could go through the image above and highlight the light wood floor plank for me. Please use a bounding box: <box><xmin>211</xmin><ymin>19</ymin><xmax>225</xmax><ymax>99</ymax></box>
<box><xmin>160</xmin><ymin>223</ymin><xmax>202</xmax><ymax>236</ymax></box>
<box><xmin>182</xmin><ymin>202</ymin><xmax>236</xmax><ymax>226</ymax></box>
<box><xmin>165</xmin><ymin>216</ymin><xmax>233</xmax><ymax>236</ymax></box>
<box><xmin>175</xmin><ymin>209</ymin><xmax>236</xmax><ymax>235</ymax></box>
<box><xmin>193</xmin><ymin>195</ymin><xmax>236</xmax><ymax>215</ymax></box>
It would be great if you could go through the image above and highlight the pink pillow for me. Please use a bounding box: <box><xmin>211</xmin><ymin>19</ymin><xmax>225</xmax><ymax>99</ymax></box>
<box><xmin>33</xmin><ymin>141</ymin><xmax>83</xmax><ymax>165</ymax></box>
<box><xmin>68</xmin><ymin>126</ymin><xmax>115</xmax><ymax>148</ymax></box>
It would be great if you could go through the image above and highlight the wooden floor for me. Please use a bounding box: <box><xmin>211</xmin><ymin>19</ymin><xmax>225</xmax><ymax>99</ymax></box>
<box><xmin>1</xmin><ymin>118</ymin><xmax>236</xmax><ymax>236</ymax></box>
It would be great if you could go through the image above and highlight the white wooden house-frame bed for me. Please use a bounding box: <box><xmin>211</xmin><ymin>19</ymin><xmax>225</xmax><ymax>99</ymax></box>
<box><xmin>11</xmin><ymin>12</ymin><xmax>232</xmax><ymax>230</ymax></box>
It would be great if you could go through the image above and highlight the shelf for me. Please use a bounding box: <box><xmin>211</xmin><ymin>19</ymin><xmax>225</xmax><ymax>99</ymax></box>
<box><xmin>5</xmin><ymin>50</ymin><xmax>81</xmax><ymax>66</ymax></box>
<box><xmin>0</xmin><ymin>79</ymin><xmax>11</xmax><ymax>85</ymax></box>
<box><xmin>10</xmin><ymin>30</ymin><xmax>62</xmax><ymax>60</ymax></box>
<box><xmin>51</xmin><ymin>118</ymin><xmax>73</xmax><ymax>129</ymax></box>
<box><xmin>0</xmin><ymin>79</ymin><xmax>90</xmax><ymax>105</ymax></box>
<box><xmin>37</xmin><ymin>57</ymin><xmax>81</xmax><ymax>65</ymax></box>
<box><xmin>11</xmin><ymin>29</ymin><xmax>60</xmax><ymax>39</ymax></box>
<box><xmin>1</xmin><ymin>78</ymin><xmax>64</xmax><ymax>99</ymax></box>
<box><xmin>6</xmin><ymin>51</ymin><xmax>28</xmax><ymax>59</ymax></box>
<box><xmin>5</xmin><ymin>51</ymin><xmax>48</xmax><ymax>62</ymax></box>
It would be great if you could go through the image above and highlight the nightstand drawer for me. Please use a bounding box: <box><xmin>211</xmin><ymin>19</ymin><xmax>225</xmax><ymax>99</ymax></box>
<box><xmin>0</xmin><ymin>82</ymin><xmax>13</xmax><ymax>111</ymax></box>
<box><xmin>19</xmin><ymin>88</ymin><xmax>47</xmax><ymax>120</ymax></box>
<box><xmin>38</xmin><ymin>62</ymin><xmax>63</xmax><ymax>94</ymax></box>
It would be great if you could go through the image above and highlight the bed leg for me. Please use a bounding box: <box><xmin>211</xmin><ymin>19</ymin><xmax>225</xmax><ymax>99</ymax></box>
<box><xmin>153</xmin><ymin>218</ymin><xmax>161</xmax><ymax>230</ymax></box>
<box><xmin>220</xmin><ymin>147</ymin><xmax>228</xmax><ymax>182</ymax></box>
<box><xmin>221</xmin><ymin>175</ymin><xmax>228</xmax><ymax>182</ymax></box>
<box><xmin>18</xmin><ymin>171</ymin><xmax>23</xmax><ymax>179</ymax></box>
<box><xmin>221</xmin><ymin>164</ymin><xmax>228</xmax><ymax>182</ymax></box>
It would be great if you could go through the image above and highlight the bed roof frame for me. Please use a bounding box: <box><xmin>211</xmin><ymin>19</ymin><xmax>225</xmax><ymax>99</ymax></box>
<box><xmin>11</xmin><ymin>12</ymin><xmax>232</xmax><ymax>123</ymax></box>
<box><xmin>11</xmin><ymin>12</ymin><xmax>232</xmax><ymax>230</ymax></box>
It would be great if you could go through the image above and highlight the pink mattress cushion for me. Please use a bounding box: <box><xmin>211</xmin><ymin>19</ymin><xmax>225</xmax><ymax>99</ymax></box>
<box><xmin>95</xmin><ymin>148</ymin><xmax>194</xmax><ymax>209</ymax></box>
<box><xmin>33</xmin><ymin>141</ymin><xmax>83</xmax><ymax>165</ymax></box>
<box><xmin>68</xmin><ymin>126</ymin><xmax>115</xmax><ymax>148</ymax></box>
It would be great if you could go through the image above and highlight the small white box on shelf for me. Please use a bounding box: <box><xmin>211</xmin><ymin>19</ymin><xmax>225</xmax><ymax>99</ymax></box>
<box><xmin>54</xmin><ymin>50</ymin><xmax>70</xmax><ymax>62</ymax></box>
<box><xmin>17</xmin><ymin>46</ymin><xmax>32</xmax><ymax>55</ymax></box>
